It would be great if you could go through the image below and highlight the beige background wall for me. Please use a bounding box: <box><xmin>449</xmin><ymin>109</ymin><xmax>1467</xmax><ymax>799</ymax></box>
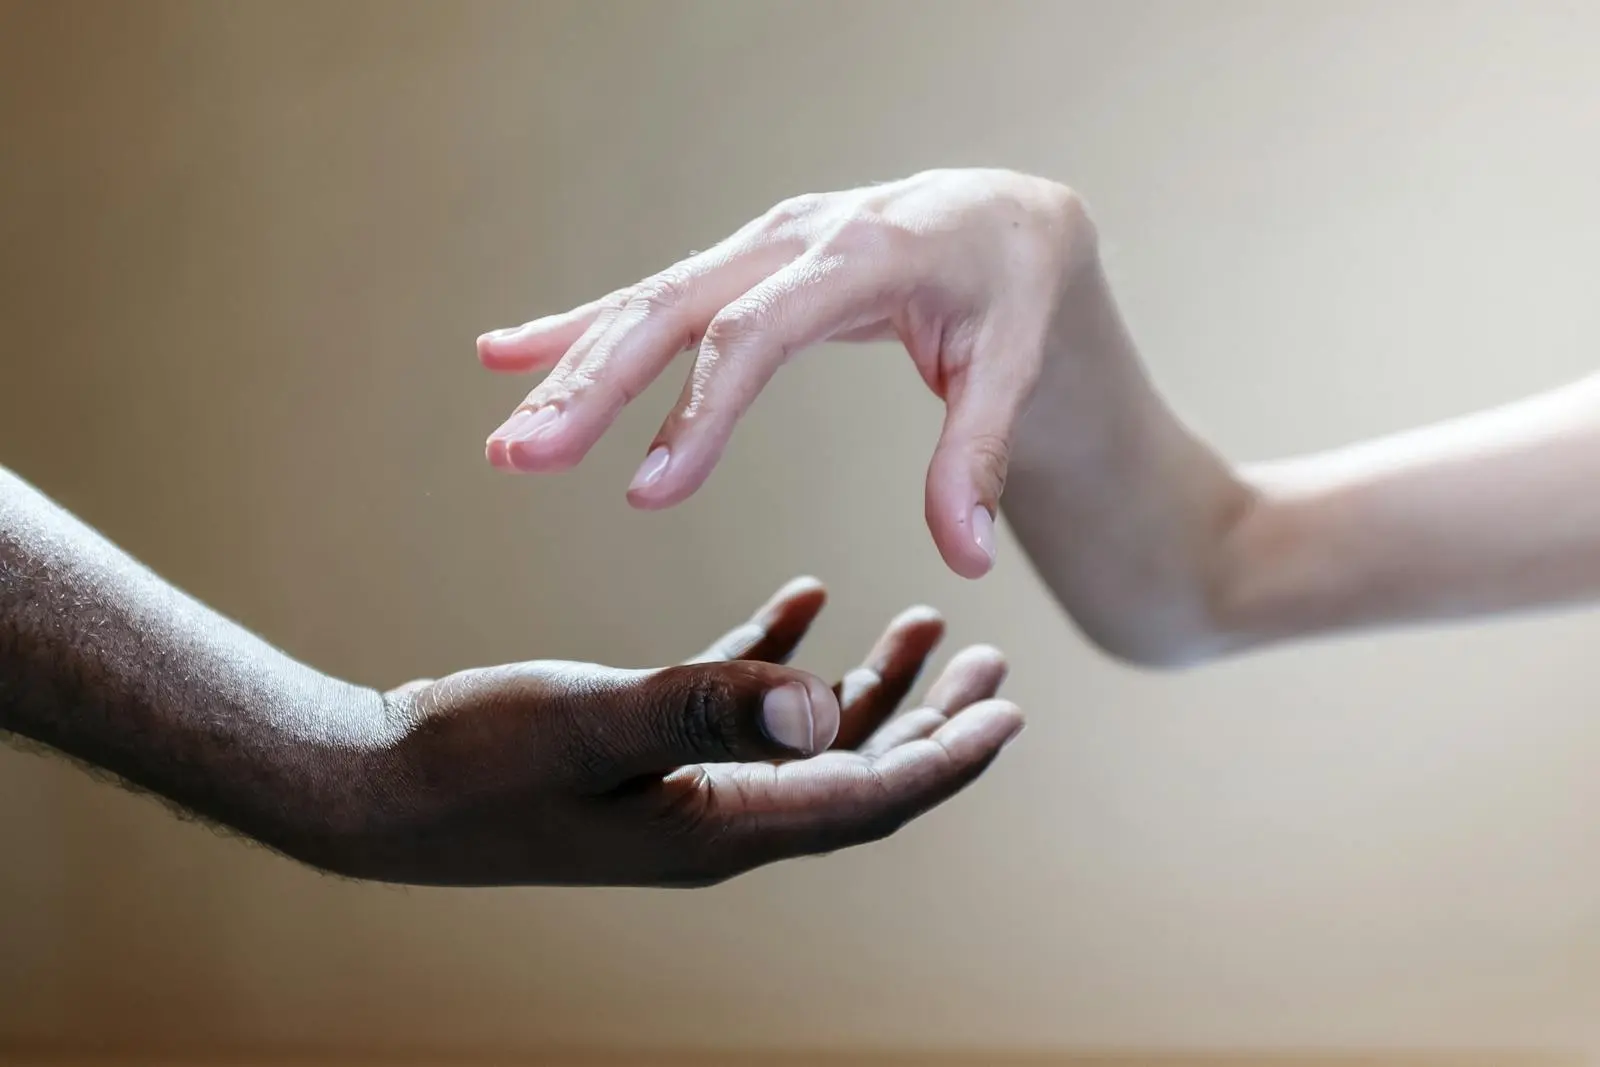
<box><xmin>3</xmin><ymin>0</ymin><xmax>1600</xmax><ymax>1060</ymax></box>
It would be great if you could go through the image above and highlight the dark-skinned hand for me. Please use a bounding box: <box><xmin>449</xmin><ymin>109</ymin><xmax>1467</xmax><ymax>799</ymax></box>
<box><xmin>314</xmin><ymin>577</ymin><xmax>1022</xmax><ymax>887</ymax></box>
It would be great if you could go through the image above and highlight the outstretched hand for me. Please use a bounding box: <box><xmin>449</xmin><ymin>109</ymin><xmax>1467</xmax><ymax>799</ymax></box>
<box><xmin>319</xmin><ymin>577</ymin><xmax>1022</xmax><ymax>887</ymax></box>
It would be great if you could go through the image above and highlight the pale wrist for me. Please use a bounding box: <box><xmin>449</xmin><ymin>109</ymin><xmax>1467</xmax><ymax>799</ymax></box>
<box><xmin>1205</xmin><ymin>474</ymin><xmax>1340</xmax><ymax>654</ymax></box>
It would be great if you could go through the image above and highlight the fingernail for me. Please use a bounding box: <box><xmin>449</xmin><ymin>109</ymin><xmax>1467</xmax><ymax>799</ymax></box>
<box><xmin>629</xmin><ymin>446</ymin><xmax>671</xmax><ymax>492</ymax></box>
<box><xmin>762</xmin><ymin>682</ymin><xmax>815</xmax><ymax>754</ymax></box>
<box><xmin>492</xmin><ymin>406</ymin><xmax>560</xmax><ymax>443</ymax></box>
<box><xmin>479</xmin><ymin>324</ymin><xmax>528</xmax><ymax>346</ymax></box>
<box><xmin>972</xmin><ymin>504</ymin><xmax>997</xmax><ymax>564</ymax></box>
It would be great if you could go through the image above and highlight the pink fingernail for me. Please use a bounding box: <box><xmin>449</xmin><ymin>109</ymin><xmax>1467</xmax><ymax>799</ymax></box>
<box><xmin>972</xmin><ymin>505</ymin><xmax>997</xmax><ymax>564</ymax></box>
<box><xmin>629</xmin><ymin>446</ymin><xmax>671</xmax><ymax>492</ymax></box>
<box><xmin>762</xmin><ymin>683</ymin><xmax>815</xmax><ymax>754</ymax></box>
<box><xmin>492</xmin><ymin>406</ymin><xmax>560</xmax><ymax>443</ymax></box>
<box><xmin>479</xmin><ymin>324</ymin><xmax>528</xmax><ymax>346</ymax></box>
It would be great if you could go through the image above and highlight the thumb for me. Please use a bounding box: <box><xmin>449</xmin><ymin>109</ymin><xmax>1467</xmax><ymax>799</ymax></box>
<box><xmin>923</xmin><ymin>337</ymin><xmax>1040</xmax><ymax>580</ymax></box>
<box><xmin>564</xmin><ymin>661</ymin><xmax>841</xmax><ymax>790</ymax></box>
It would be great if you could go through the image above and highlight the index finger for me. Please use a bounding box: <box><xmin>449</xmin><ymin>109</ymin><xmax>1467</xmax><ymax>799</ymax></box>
<box><xmin>625</xmin><ymin>247</ymin><xmax>894</xmax><ymax>510</ymax></box>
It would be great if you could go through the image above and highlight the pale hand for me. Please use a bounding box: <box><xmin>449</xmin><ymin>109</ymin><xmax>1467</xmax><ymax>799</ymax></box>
<box><xmin>480</xmin><ymin>168</ymin><xmax>1096</xmax><ymax>579</ymax></box>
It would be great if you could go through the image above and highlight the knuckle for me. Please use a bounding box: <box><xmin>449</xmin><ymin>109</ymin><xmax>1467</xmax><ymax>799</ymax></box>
<box><xmin>968</xmin><ymin>430</ymin><xmax>1012</xmax><ymax>470</ymax></box>
<box><xmin>760</xmin><ymin>192</ymin><xmax>827</xmax><ymax>236</ymax></box>
<box><xmin>817</xmin><ymin>213</ymin><xmax>878</xmax><ymax>253</ymax></box>
<box><xmin>626</xmin><ymin>267</ymin><xmax>694</xmax><ymax>316</ymax></box>
<box><xmin>816</xmin><ymin>210</ymin><xmax>909</xmax><ymax>261</ymax></box>
<box><xmin>674</xmin><ymin>671</ymin><xmax>741</xmax><ymax>761</ymax></box>
<box><xmin>650</xmin><ymin>767</ymin><xmax>716</xmax><ymax>837</ymax></box>
<box><xmin>702</xmin><ymin>296</ymin><xmax>771</xmax><ymax>353</ymax></box>
<box><xmin>966</xmin><ymin>431</ymin><xmax>1013</xmax><ymax>496</ymax></box>
<box><xmin>597</xmin><ymin>287</ymin><xmax>634</xmax><ymax>314</ymax></box>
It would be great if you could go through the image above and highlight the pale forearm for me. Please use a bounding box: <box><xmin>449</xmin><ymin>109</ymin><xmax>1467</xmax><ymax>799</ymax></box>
<box><xmin>1004</xmin><ymin>258</ymin><xmax>1600</xmax><ymax>664</ymax></box>
<box><xmin>1221</xmin><ymin>374</ymin><xmax>1600</xmax><ymax>645</ymax></box>
<box><xmin>0</xmin><ymin>465</ymin><xmax>384</xmax><ymax>849</ymax></box>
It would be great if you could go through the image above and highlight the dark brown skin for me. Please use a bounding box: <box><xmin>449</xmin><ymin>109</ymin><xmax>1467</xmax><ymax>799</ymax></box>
<box><xmin>0</xmin><ymin>465</ymin><xmax>1023</xmax><ymax>887</ymax></box>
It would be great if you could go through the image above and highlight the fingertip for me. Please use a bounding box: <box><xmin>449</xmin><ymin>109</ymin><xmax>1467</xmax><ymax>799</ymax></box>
<box><xmin>931</xmin><ymin>645</ymin><xmax>1010</xmax><ymax>707</ymax></box>
<box><xmin>505</xmin><ymin>434</ymin><xmax>586</xmax><ymax>473</ymax></box>
<box><xmin>477</xmin><ymin>342</ymin><xmax>512</xmax><ymax>369</ymax></box>
<box><xmin>945</xmin><ymin>698</ymin><xmax>1026</xmax><ymax>757</ymax></box>
<box><xmin>749</xmin><ymin>577</ymin><xmax>827</xmax><ymax>650</ymax></box>
<box><xmin>837</xmin><ymin>666</ymin><xmax>882</xmax><ymax>709</ymax></box>
<box><xmin>784</xmin><ymin>574</ymin><xmax>827</xmax><ymax>595</ymax></box>
<box><xmin>925</xmin><ymin>495</ymin><xmax>998</xmax><ymax>581</ymax></box>
<box><xmin>871</xmin><ymin>607</ymin><xmax>945</xmax><ymax>675</ymax></box>
<box><xmin>769</xmin><ymin>574</ymin><xmax>828</xmax><ymax>611</ymax></box>
<box><xmin>889</xmin><ymin>603</ymin><xmax>945</xmax><ymax>632</ymax></box>
<box><xmin>985</xmin><ymin>696</ymin><xmax>1024</xmax><ymax>723</ymax></box>
<box><xmin>479</xmin><ymin>317</ymin><xmax>583</xmax><ymax>375</ymax></box>
<box><xmin>937</xmin><ymin>538</ymin><xmax>996</xmax><ymax>581</ymax></box>
<box><xmin>476</xmin><ymin>327</ymin><xmax>514</xmax><ymax>353</ymax></box>
<box><xmin>477</xmin><ymin>326</ymin><xmax>529</xmax><ymax>366</ymax></box>
<box><xmin>624</xmin><ymin>451</ymin><xmax>710</xmax><ymax>510</ymax></box>
<box><xmin>949</xmin><ymin>503</ymin><xmax>999</xmax><ymax>578</ymax></box>
<box><xmin>925</xmin><ymin>444</ymin><xmax>1003</xmax><ymax>579</ymax></box>
<box><xmin>626</xmin><ymin>414</ymin><xmax>739</xmax><ymax>511</ymax></box>
<box><xmin>986</xmin><ymin>701</ymin><xmax>1027</xmax><ymax>750</ymax></box>
<box><xmin>485</xmin><ymin>413</ymin><xmax>572</xmax><ymax>470</ymax></box>
<box><xmin>481</xmin><ymin>352</ymin><xmax>556</xmax><ymax>374</ymax></box>
<box><xmin>951</xmin><ymin>642</ymin><xmax>1009</xmax><ymax>676</ymax></box>
<box><xmin>486</xmin><ymin>405</ymin><xmax>572</xmax><ymax>472</ymax></box>
<box><xmin>493</xmin><ymin>407</ymin><xmax>602</xmax><ymax>473</ymax></box>
<box><xmin>625</xmin><ymin>485</ymin><xmax>673</xmax><ymax>511</ymax></box>
<box><xmin>1003</xmin><ymin>719</ymin><xmax>1026</xmax><ymax>749</ymax></box>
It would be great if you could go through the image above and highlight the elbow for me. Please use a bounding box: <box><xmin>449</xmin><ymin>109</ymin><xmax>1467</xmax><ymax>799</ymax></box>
<box><xmin>1099</xmin><ymin>639</ymin><xmax>1233</xmax><ymax>674</ymax></box>
<box><xmin>1067</xmin><ymin>550</ymin><xmax>1265</xmax><ymax>671</ymax></box>
<box><xmin>1071</xmin><ymin>613</ymin><xmax>1241</xmax><ymax>673</ymax></box>
<box><xmin>1098</xmin><ymin>485</ymin><xmax>1283</xmax><ymax>671</ymax></box>
<box><xmin>1113</xmin><ymin>642</ymin><xmax>1226</xmax><ymax>673</ymax></box>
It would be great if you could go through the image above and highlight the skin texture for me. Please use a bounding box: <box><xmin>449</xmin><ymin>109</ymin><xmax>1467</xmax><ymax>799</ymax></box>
<box><xmin>482</xmin><ymin>166</ymin><xmax>1600</xmax><ymax>666</ymax></box>
<box><xmin>0</xmin><ymin>464</ymin><xmax>1022</xmax><ymax>886</ymax></box>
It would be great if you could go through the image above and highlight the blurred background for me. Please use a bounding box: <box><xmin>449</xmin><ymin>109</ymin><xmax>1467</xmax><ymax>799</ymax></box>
<box><xmin>2</xmin><ymin>1</ymin><xmax>1599</xmax><ymax>1064</ymax></box>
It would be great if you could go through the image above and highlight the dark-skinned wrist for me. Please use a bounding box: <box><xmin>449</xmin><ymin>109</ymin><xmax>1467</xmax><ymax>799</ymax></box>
<box><xmin>241</xmin><ymin>679</ymin><xmax>408</xmax><ymax>877</ymax></box>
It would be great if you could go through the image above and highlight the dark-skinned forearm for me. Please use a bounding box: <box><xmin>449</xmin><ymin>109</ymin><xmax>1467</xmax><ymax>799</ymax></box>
<box><xmin>0</xmin><ymin>465</ymin><xmax>388</xmax><ymax>854</ymax></box>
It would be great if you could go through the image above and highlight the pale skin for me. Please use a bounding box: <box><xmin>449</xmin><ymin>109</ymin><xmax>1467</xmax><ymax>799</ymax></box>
<box><xmin>481</xmin><ymin>166</ymin><xmax>1600</xmax><ymax>667</ymax></box>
